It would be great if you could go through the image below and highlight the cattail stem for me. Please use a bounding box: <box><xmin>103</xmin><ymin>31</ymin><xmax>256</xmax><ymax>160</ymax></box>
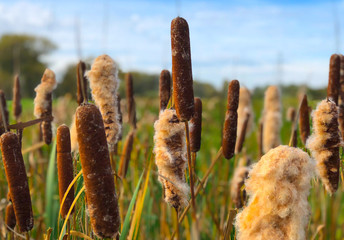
<box><xmin>184</xmin><ymin>121</ymin><xmax>197</xmax><ymax>216</ymax></box>
<box><xmin>0</xmin><ymin>94</ymin><xmax>8</xmax><ymax>132</ymax></box>
<box><xmin>174</xmin><ymin>208</ymin><xmax>180</xmax><ymax>240</ymax></box>
<box><xmin>26</xmin><ymin>232</ymin><xmax>30</xmax><ymax>240</ymax></box>
<box><xmin>67</xmin><ymin>219</ymin><xmax>71</xmax><ymax>240</ymax></box>
<box><xmin>191</xmin><ymin>152</ymin><xmax>197</xmax><ymax>182</ymax></box>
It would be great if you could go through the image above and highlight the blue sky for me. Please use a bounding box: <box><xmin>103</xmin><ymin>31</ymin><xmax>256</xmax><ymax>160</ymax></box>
<box><xmin>0</xmin><ymin>0</ymin><xmax>342</xmax><ymax>89</ymax></box>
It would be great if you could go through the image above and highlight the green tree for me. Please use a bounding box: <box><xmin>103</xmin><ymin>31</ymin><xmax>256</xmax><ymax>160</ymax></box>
<box><xmin>0</xmin><ymin>34</ymin><xmax>56</xmax><ymax>98</ymax></box>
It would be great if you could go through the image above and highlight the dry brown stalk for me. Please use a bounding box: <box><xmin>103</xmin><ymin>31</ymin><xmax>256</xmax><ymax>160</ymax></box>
<box><xmin>159</xmin><ymin>70</ymin><xmax>171</xmax><ymax>112</ymax></box>
<box><xmin>235</xmin><ymin>109</ymin><xmax>250</xmax><ymax>154</ymax></box>
<box><xmin>0</xmin><ymin>132</ymin><xmax>33</xmax><ymax>232</ymax></box>
<box><xmin>12</xmin><ymin>75</ymin><xmax>22</xmax><ymax>121</ymax></box>
<box><xmin>171</xmin><ymin>17</ymin><xmax>194</xmax><ymax>121</ymax></box>
<box><xmin>222</xmin><ymin>80</ymin><xmax>240</xmax><ymax>159</ymax></box>
<box><xmin>299</xmin><ymin>94</ymin><xmax>310</xmax><ymax>145</ymax></box>
<box><xmin>327</xmin><ymin>54</ymin><xmax>340</xmax><ymax>105</ymax></box>
<box><xmin>125</xmin><ymin>73</ymin><xmax>137</xmax><ymax>129</ymax></box>
<box><xmin>77</xmin><ymin>61</ymin><xmax>87</xmax><ymax>105</ymax></box>
<box><xmin>190</xmin><ymin>97</ymin><xmax>202</xmax><ymax>153</ymax></box>
<box><xmin>118</xmin><ymin>130</ymin><xmax>135</xmax><ymax>178</ymax></box>
<box><xmin>56</xmin><ymin>125</ymin><xmax>74</xmax><ymax>218</ymax></box>
<box><xmin>75</xmin><ymin>104</ymin><xmax>120</xmax><ymax>238</ymax></box>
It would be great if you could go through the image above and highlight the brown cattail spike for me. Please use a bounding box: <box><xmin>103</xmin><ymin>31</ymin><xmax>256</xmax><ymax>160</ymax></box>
<box><xmin>222</xmin><ymin>80</ymin><xmax>240</xmax><ymax>159</ymax></box>
<box><xmin>118</xmin><ymin>130</ymin><xmax>135</xmax><ymax>178</ymax></box>
<box><xmin>299</xmin><ymin>94</ymin><xmax>310</xmax><ymax>145</ymax></box>
<box><xmin>0</xmin><ymin>132</ymin><xmax>33</xmax><ymax>232</ymax></box>
<box><xmin>13</xmin><ymin>75</ymin><xmax>22</xmax><ymax>121</ymax></box>
<box><xmin>159</xmin><ymin>70</ymin><xmax>171</xmax><ymax>111</ymax></box>
<box><xmin>76</xmin><ymin>104</ymin><xmax>120</xmax><ymax>238</ymax></box>
<box><xmin>116</xmin><ymin>94</ymin><xmax>123</xmax><ymax>141</ymax></box>
<box><xmin>77</xmin><ymin>61</ymin><xmax>88</xmax><ymax>105</ymax></box>
<box><xmin>125</xmin><ymin>73</ymin><xmax>137</xmax><ymax>129</ymax></box>
<box><xmin>190</xmin><ymin>97</ymin><xmax>202</xmax><ymax>152</ymax></box>
<box><xmin>339</xmin><ymin>54</ymin><xmax>344</xmax><ymax>139</ymax></box>
<box><xmin>0</xmin><ymin>90</ymin><xmax>9</xmax><ymax>135</ymax></box>
<box><xmin>171</xmin><ymin>17</ymin><xmax>194</xmax><ymax>121</ymax></box>
<box><xmin>327</xmin><ymin>54</ymin><xmax>340</xmax><ymax>105</ymax></box>
<box><xmin>5</xmin><ymin>203</ymin><xmax>16</xmax><ymax>230</ymax></box>
<box><xmin>56</xmin><ymin>125</ymin><xmax>74</xmax><ymax>218</ymax></box>
<box><xmin>230</xmin><ymin>166</ymin><xmax>249</xmax><ymax>209</ymax></box>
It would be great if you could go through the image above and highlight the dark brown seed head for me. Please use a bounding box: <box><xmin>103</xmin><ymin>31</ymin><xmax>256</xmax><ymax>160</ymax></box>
<box><xmin>77</xmin><ymin>61</ymin><xmax>88</xmax><ymax>105</ymax></box>
<box><xmin>0</xmin><ymin>90</ymin><xmax>9</xmax><ymax>135</ymax></box>
<box><xmin>125</xmin><ymin>73</ymin><xmax>137</xmax><ymax>128</ymax></box>
<box><xmin>190</xmin><ymin>97</ymin><xmax>202</xmax><ymax>152</ymax></box>
<box><xmin>118</xmin><ymin>130</ymin><xmax>135</xmax><ymax>178</ymax></box>
<box><xmin>42</xmin><ymin>93</ymin><xmax>53</xmax><ymax>145</ymax></box>
<box><xmin>159</xmin><ymin>70</ymin><xmax>171</xmax><ymax>111</ymax></box>
<box><xmin>171</xmin><ymin>17</ymin><xmax>194</xmax><ymax>121</ymax></box>
<box><xmin>299</xmin><ymin>94</ymin><xmax>310</xmax><ymax>145</ymax></box>
<box><xmin>76</xmin><ymin>104</ymin><xmax>120</xmax><ymax>238</ymax></box>
<box><xmin>0</xmin><ymin>132</ymin><xmax>33</xmax><ymax>232</ymax></box>
<box><xmin>222</xmin><ymin>80</ymin><xmax>240</xmax><ymax>159</ymax></box>
<box><xmin>56</xmin><ymin>125</ymin><xmax>74</xmax><ymax>218</ymax></box>
<box><xmin>13</xmin><ymin>75</ymin><xmax>22</xmax><ymax>121</ymax></box>
<box><xmin>5</xmin><ymin>203</ymin><xmax>16</xmax><ymax>230</ymax></box>
<box><xmin>327</xmin><ymin>54</ymin><xmax>340</xmax><ymax>105</ymax></box>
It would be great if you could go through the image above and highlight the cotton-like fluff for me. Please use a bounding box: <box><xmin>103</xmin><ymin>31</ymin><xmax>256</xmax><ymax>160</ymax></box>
<box><xmin>262</xmin><ymin>86</ymin><xmax>282</xmax><ymax>153</ymax></box>
<box><xmin>153</xmin><ymin>109</ymin><xmax>189</xmax><ymax>209</ymax></box>
<box><xmin>87</xmin><ymin>54</ymin><xmax>121</xmax><ymax>152</ymax></box>
<box><xmin>230</xmin><ymin>166</ymin><xmax>249</xmax><ymax>209</ymax></box>
<box><xmin>235</xmin><ymin>145</ymin><xmax>315</xmax><ymax>240</ymax></box>
<box><xmin>306</xmin><ymin>99</ymin><xmax>341</xmax><ymax>194</ymax></box>
<box><xmin>237</xmin><ymin>87</ymin><xmax>254</xmax><ymax>137</ymax></box>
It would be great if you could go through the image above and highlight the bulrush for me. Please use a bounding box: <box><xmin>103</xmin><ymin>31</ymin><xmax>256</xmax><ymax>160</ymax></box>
<box><xmin>5</xmin><ymin>202</ymin><xmax>16</xmax><ymax>230</ymax></box>
<box><xmin>327</xmin><ymin>54</ymin><xmax>340</xmax><ymax>105</ymax></box>
<box><xmin>306</xmin><ymin>99</ymin><xmax>341</xmax><ymax>194</ymax></box>
<box><xmin>222</xmin><ymin>80</ymin><xmax>240</xmax><ymax>159</ymax></box>
<box><xmin>116</xmin><ymin>94</ymin><xmax>123</xmax><ymax>141</ymax></box>
<box><xmin>118</xmin><ymin>130</ymin><xmax>135</xmax><ymax>178</ymax></box>
<box><xmin>153</xmin><ymin>109</ymin><xmax>189</xmax><ymax>209</ymax></box>
<box><xmin>125</xmin><ymin>73</ymin><xmax>137</xmax><ymax>128</ymax></box>
<box><xmin>0</xmin><ymin>132</ymin><xmax>33</xmax><ymax>232</ymax></box>
<box><xmin>299</xmin><ymin>94</ymin><xmax>310</xmax><ymax>145</ymax></box>
<box><xmin>339</xmin><ymin>54</ymin><xmax>344</xmax><ymax>138</ymax></box>
<box><xmin>286</xmin><ymin>107</ymin><xmax>296</xmax><ymax>122</ymax></box>
<box><xmin>77</xmin><ymin>61</ymin><xmax>87</xmax><ymax>105</ymax></box>
<box><xmin>33</xmin><ymin>69</ymin><xmax>56</xmax><ymax>145</ymax></box>
<box><xmin>0</xmin><ymin>90</ymin><xmax>9</xmax><ymax>135</ymax></box>
<box><xmin>190</xmin><ymin>97</ymin><xmax>202</xmax><ymax>152</ymax></box>
<box><xmin>87</xmin><ymin>54</ymin><xmax>121</xmax><ymax>152</ymax></box>
<box><xmin>56</xmin><ymin>125</ymin><xmax>74</xmax><ymax>218</ymax></box>
<box><xmin>262</xmin><ymin>86</ymin><xmax>282</xmax><ymax>153</ymax></box>
<box><xmin>235</xmin><ymin>145</ymin><xmax>315</xmax><ymax>240</ymax></box>
<box><xmin>237</xmin><ymin>87</ymin><xmax>254</xmax><ymax>137</ymax></box>
<box><xmin>159</xmin><ymin>70</ymin><xmax>171</xmax><ymax>112</ymax></box>
<box><xmin>171</xmin><ymin>17</ymin><xmax>194</xmax><ymax>121</ymax></box>
<box><xmin>230</xmin><ymin>166</ymin><xmax>249</xmax><ymax>209</ymax></box>
<box><xmin>12</xmin><ymin>75</ymin><xmax>22</xmax><ymax>121</ymax></box>
<box><xmin>76</xmin><ymin>104</ymin><xmax>120</xmax><ymax>238</ymax></box>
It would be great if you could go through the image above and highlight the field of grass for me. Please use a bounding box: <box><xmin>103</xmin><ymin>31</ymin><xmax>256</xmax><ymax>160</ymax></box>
<box><xmin>0</xmin><ymin>91</ymin><xmax>343</xmax><ymax>240</ymax></box>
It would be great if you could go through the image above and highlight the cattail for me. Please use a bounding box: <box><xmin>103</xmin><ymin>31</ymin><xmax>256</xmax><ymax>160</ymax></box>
<box><xmin>222</xmin><ymin>80</ymin><xmax>240</xmax><ymax>159</ymax></box>
<box><xmin>171</xmin><ymin>17</ymin><xmax>194</xmax><ymax>121</ymax></box>
<box><xmin>13</xmin><ymin>74</ymin><xmax>22</xmax><ymax>121</ymax></box>
<box><xmin>70</xmin><ymin>114</ymin><xmax>78</xmax><ymax>152</ymax></box>
<box><xmin>286</xmin><ymin>107</ymin><xmax>296</xmax><ymax>122</ymax></box>
<box><xmin>262</xmin><ymin>86</ymin><xmax>282</xmax><ymax>153</ymax></box>
<box><xmin>159</xmin><ymin>70</ymin><xmax>171</xmax><ymax>111</ymax></box>
<box><xmin>153</xmin><ymin>109</ymin><xmax>189</xmax><ymax>209</ymax></box>
<box><xmin>118</xmin><ymin>130</ymin><xmax>135</xmax><ymax>178</ymax></box>
<box><xmin>190</xmin><ymin>97</ymin><xmax>202</xmax><ymax>152</ymax></box>
<box><xmin>0</xmin><ymin>90</ymin><xmax>9</xmax><ymax>135</ymax></box>
<box><xmin>56</xmin><ymin>125</ymin><xmax>74</xmax><ymax>218</ymax></box>
<box><xmin>77</xmin><ymin>61</ymin><xmax>87</xmax><ymax>105</ymax></box>
<box><xmin>327</xmin><ymin>54</ymin><xmax>340</xmax><ymax>105</ymax></box>
<box><xmin>299</xmin><ymin>94</ymin><xmax>310</xmax><ymax>145</ymax></box>
<box><xmin>116</xmin><ymin>94</ymin><xmax>123</xmax><ymax>141</ymax></box>
<box><xmin>0</xmin><ymin>132</ymin><xmax>33</xmax><ymax>232</ymax></box>
<box><xmin>75</xmin><ymin>104</ymin><xmax>120</xmax><ymax>238</ymax></box>
<box><xmin>338</xmin><ymin>54</ymin><xmax>344</xmax><ymax>139</ymax></box>
<box><xmin>87</xmin><ymin>54</ymin><xmax>121</xmax><ymax>152</ymax></box>
<box><xmin>235</xmin><ymin>109</ymin><xmax>250</xmax><ymax>154</ymax></box>
<box><xmin>5</xmin><ymin>202</ymin><xmax>16</xmax><ymax>230</ymax></box>
<box><xmin>235</xmin><ymin>145</ymin><xmax>315</xmax><ymax>240</ymax></box>
<box><xmin>34</xmin><ymin>69</ymin><xmax>56</xmax><ymax>145</ymax></box>
<box><xmin>237</xmin><ymin>87</ymin><xmax>254</xmax><ymax>137</ymax></box>
<box><xmin>306</xmin><ymin>99</ymin><xmax>341</xmax><ymax>194</ymax></box>
<box><xmin>230</xmin><ymin>166</ymin><xmax>249</xmax><ymax>209</ymax></box>
<box><xmin>125</xmin><ymin>73</ymin><xmax>137</xmax><ymax>128</ymax></box>
<box><xmin>54</xmin><ymin>95</ymin><xmax>71</xmax><ymax>126</ymax></box>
